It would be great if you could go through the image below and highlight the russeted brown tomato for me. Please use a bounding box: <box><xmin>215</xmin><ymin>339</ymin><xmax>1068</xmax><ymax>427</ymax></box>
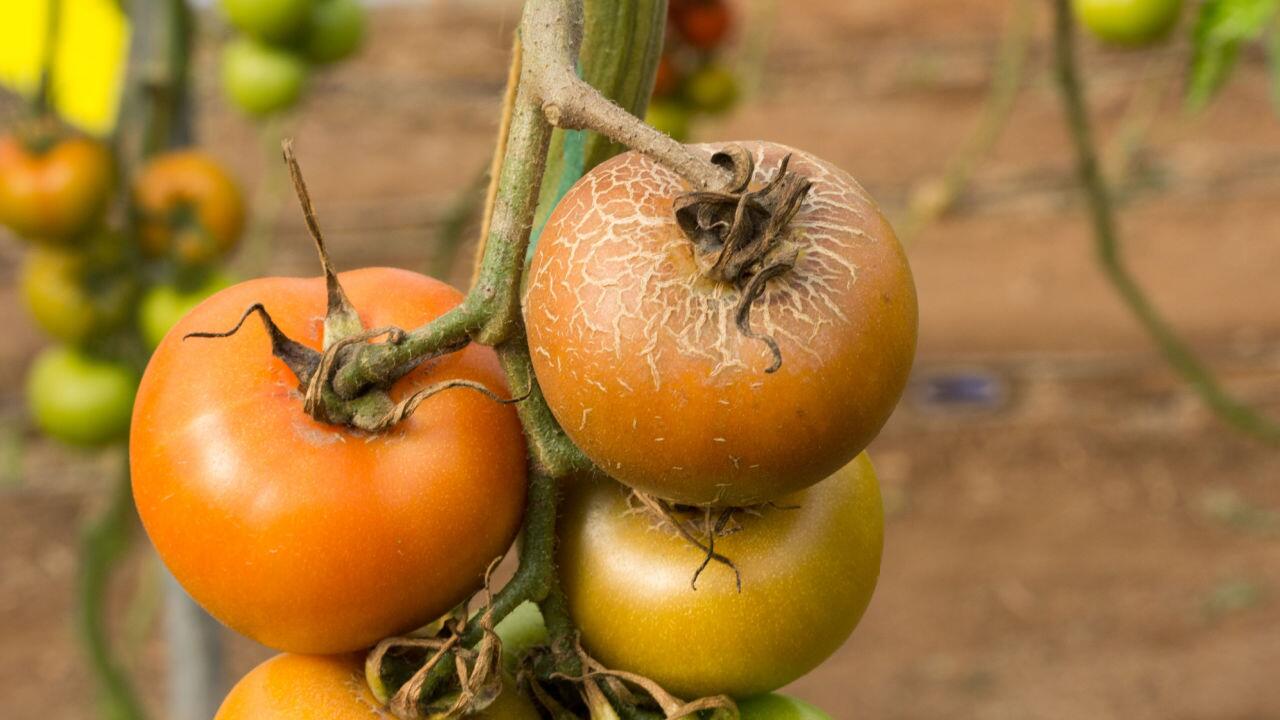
<box><xmin>215</xmin><ymin>653</ymin><xmax>539</xmax><ymax>719</ymax></box>
<box><xmin>558</xmin><ymin>454</ymin><xmax>883</xmax><ymax>699</ymax></box>
<box><xmin>131</xmin><ymin>268</ymin><xmax>527</xmax><ymax>654</ymax></box>
<box><xmin>0</xmin><ymin>134</ymin><xmax>112</xmax><ymax>242</ymax></box>
<box><xmin>133</xmin><ymin>150</ymin><xmax>246</xmax><ymax>265</ymax></box>
<box><xmin>524</xmin><ymin>142</ymin><xmax>916</xmax><ymax>506</ymax></box>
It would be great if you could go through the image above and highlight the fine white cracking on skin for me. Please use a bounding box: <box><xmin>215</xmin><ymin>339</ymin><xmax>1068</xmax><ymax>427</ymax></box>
<box><xmin>527</xmin><ymin>142</ymin><xmax>877</xmax><ymax>394</ymax></box>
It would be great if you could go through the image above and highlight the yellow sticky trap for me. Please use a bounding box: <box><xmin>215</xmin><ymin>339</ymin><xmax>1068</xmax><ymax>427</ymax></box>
<box><xmin>0</xmin><ymin>0</ymin><xmax>131</xmax><ymax>137</ymax></box>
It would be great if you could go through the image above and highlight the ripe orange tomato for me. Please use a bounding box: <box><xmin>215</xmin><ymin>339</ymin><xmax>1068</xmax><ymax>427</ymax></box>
<box><xmin>132</xmin><ymin>268</ymin><xmax>528</xmax><ymax>653</ymax></box>
<box><xmin>558</xmin><ymin>455</ymin><xmax>883</xmax><ymax>699</ymax></box>
<box><xmin>672</xmin><ymin>0</ymin><xmax>732</xmax><ymax>51</ymax></box>
<box><xmin>525</xmin><ymin>142</ymin><xmax>916</xmax><ymax>506</ymax></box>
<box><xmin>0</xmin><ymin>134</ymin><xmax>112</xmax><ymax>242</ymax></box>
<box><xmin>216</xmin><ymin>653</ymin><xmax>539</xmax><ymax>719</ymax></box>
<box><xmin>133</xmin><ymin>150</ymin><xmax>246</xmax><ymax>265</ymax></box>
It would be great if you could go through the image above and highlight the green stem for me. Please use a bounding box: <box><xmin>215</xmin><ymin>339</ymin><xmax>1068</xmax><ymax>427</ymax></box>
<box><xmin>33</xmin><ymin>0</ymin><xmax>61</xmax><ymax>116</ymax></box>
<box><xmin>462</xmin><ymin>472</ymin><xmax>558</xmax><ymax>648</ymax></box>
<box><xmin>384</xmin><ymin>0</ymin><xmax>685</xmax><ymax>709</ymax></box>
<box><xmin>78</xmin><ymin>453</ymin><xmax>147</xmax><ymax>720</ymax></box>
<box><xmin>143</xmin><ymin>0</ymin><xmax>193</xmax><ymax>155</ymax></box>
<box><xmin>900</xmin><ymin>0</ymin><xmax>1031</xmax><ymax>243</ymax></box>
<box><xmin>531</xmin><ymin>0</ymin><xmax>667</xmax><ymax>248</ymax></box>
<box><xmin>497</xmin><ymin>336</ymin><xmax>594</xmax><ymax>478</ymax></box>
<box><xmin>1051</xmin><ymin>0</ymin><xmax>1280</xmax><ymax>446</ymax></box>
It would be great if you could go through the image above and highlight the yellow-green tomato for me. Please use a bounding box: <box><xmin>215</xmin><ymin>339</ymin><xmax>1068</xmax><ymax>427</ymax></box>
<box><xmin>1072</xmin><ymin>0</ymin><xmax>1182</xmax><ymax>46</ymax></box>
<box><xmin>217</xmin><ymin>653</ymin><xmax>539</xmax><ymax>719</ymax></box>
<box><xmin>558</xmin><ymin>455</ymin><xmax>883</xmax><ymax>699</ymax></box>
<box><xmin>220</xmin><ymin>0</ymin><xmax>314</xmax><ymax>43</ymax></box>
<box><xmin>20</xmin><ymin>246</ymin><xmax>134</xmax><ymax>345</ymax></box>
<box><xmin>27</xmin><ymin>347</ymin><xmax>137</xmax><ymax>447</ymax></box>
<box><xmin>739</xmin><ymin>694</ymin><xmax>832</xmax><ymax>720</ymax></box>
<box><xmin>221</xmin><ymin>37</ymin><xmax>308</xmax><ymax>117</ymax></box>
<box><xmin>683</xmin><ymin>63</ymin><xmax>739</xmax><ymax>115</ymax></box>
<box><xmin>305</xmin><ymin>0</ymin><xmax>366</xmax><ymax>64</ymax></box>
<box><xmin>139</xmin><ymin>272</ymin><xmax>234</xmax><ymax>349</ymax></box>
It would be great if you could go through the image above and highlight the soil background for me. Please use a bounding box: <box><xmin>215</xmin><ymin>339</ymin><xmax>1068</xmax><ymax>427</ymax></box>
<box><xmin>2</xmin><ymin>1</ymin><xmax>1279</xmax><ymax>718</ymax></box>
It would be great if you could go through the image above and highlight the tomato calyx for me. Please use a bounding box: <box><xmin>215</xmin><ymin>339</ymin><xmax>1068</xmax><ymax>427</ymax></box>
<box><xmin>673</xmin><ymin>146</ymin><xmax>813</xmax><ymax>373</ymax></box>
<box><xmin>182</xmin><ymin>142</ymin><xmax>523</xmax><ymax>433</ymax></box>
<box><xmin>631</xmin><ymin>490</ymin><xmax>747</xmax><ymax>592</ymax></box>
<box><xmin>11</xmin><ymin>116</ymin><xmax>64</xmax><ymax>156</ymax></box>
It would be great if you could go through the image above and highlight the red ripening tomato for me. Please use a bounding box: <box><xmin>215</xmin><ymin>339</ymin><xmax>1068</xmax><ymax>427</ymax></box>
<box><xmin>132</xmin><ymin>268</ymin><xmax>528</xmax><ymax>653</ymax></box>
<box><xmin>0</xmin><ymin>134</ymin><xmax>112</xmax><ymax>242</ymax></box>
<box><xmin>559</xmin><ymin>455</ymin><xmax>883</xmax><ymax>699</ymax></box>
<box><xmin>133</xmin><ymin>150</ymin><xmax>246</xmax><ymax>265</ymax></box>
<box><xmin>653</xmin><ymin>54</ymin><xmax>681</xmax><ymax>98</ymax></box>
<box><xmin>216</xmin><ymin>653</ymin><xmax>540</xmax><ymax>719</ymax></box>
<box><xmin>525</xmin><ymin>142</ymin><xmax>917</xmax><ymax>506</ymax></box>
<box><xmin>673</xmin><ymin>0</ymin><xmax>732</xmax><ymax>51</ymax></box>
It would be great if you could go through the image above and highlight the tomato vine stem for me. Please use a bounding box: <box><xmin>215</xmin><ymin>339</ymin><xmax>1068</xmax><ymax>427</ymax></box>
<box><xmin>329</xmin><ymin>0</ymin><xmax>733</xmax><ymax>404</ymax></box>
<box><xmin>358</xmin><ymin>0</ymin><xmax>753</xmax><ymax>715</ymax></box>
<box><xmin>78</xmin><ymin>455</ymin><xmax>148</xmax><ymax>720</ymax></box>
<box><xmin>1050</xmin><ymin>0</ymin><xmax>1280</xmax><ymax>447</ymax></box>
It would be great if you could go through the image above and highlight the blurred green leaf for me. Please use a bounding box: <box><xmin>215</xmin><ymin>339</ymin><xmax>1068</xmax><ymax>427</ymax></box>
<box><xmin>1202</xmin><ymin>578</ymin><xmax>1266</xmax><ymax>621</ymax></box>
<box><xmin>1186</xmin><ymin>0</ymin><xmax>1280</xmax><ymax>111</ymax></box>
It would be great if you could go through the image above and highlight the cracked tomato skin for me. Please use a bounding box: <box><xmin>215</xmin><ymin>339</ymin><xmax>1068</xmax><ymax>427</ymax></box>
<box><xmin>524</xmin><ymin>142</ymin><xmax>916</xmax><ymax>506</ymax></box>
<box><xmin>215</xmin><ymin>653</ymin><xmax>540</xmax><ymax>719</ymax></box>
<box><xmin>0</xmin><ymin>135</ymin><xmax>112</xmax><ymax>242</ymax></box>
<box><xmin>132</xmin><ymin>268</ymin><xmax>527</xmax><ymax>654</ymax></box>
<box><xmin>558</xmin><ymin>454</ymin><xmax>883</xmax><ymax>699</ymax></box>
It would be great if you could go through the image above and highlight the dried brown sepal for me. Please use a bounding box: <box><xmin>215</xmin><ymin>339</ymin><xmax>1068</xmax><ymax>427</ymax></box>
<box><xmin>365</xmin><ymin>378</ymin><xmax>531</xmax><ymax>433</ymax></box>
<box><xmin>631</xmin><ymin>491</ymin><xmax>742</xmax><ymax>592</ymax></box>
<box><xmin>302</xmin><ymin>326</ymin><xmax>406</xmax><ymax>419</ymax></box>
<box><xmin>183</xmin><ymin>303</ymin><xmax>320</xmax><ymax>387</ymax></box>
<box><xmin>523</xmin><ymin>671</ymin><xmax>580</xmax><ymax>720</ymax></box>
<box><xmin>673</xmin><ymin>149</ymin><xmax>813</xmax><ymax>373</ymax></box>
<box><xmin>553</xmin><ymin>644</ymin><xmax>739</xmax><ymax>720</ymax></box>
<box><xmin>281</xmin><ymin>138</ymin><xmax>364</xmax><ymax>348</ymax></box>
<box><xmin>368</xmin><ymin>560</ymin><xmax>511</xmax><ymax>720</ymax></box>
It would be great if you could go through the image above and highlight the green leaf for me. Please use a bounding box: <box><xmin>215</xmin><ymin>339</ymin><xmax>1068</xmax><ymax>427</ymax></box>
<box><xmin>1186</xmin><ymin>0</ymin><xmax>1280</xmax><ymax>111</ymax></box>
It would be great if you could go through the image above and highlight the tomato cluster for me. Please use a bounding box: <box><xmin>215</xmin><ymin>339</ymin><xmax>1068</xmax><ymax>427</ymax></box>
<box><xmin>121</xmin><ymin>10</ymin><xmax>911</xmax><ymax>716</ymax></box>
<box><xmin>1</xmin><ymin>128</ymin><xmax>245</xmax><ymax>447</ymax></box>
<box><xmin>647</xmin><ymin>0</ymin><xmax>741</xmax><ymax>141</ymax></box>
<box><xmin>219</xmin><ymin>0</ymin><xmax>366</xmax><ymax>117</ymax></box>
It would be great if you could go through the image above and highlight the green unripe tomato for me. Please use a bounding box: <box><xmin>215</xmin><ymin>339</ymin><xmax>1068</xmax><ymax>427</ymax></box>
<box><xmin>305</xmin><ymin>0</ymin><xmax>366</xmax><ymax>64</ymax></box>
<box><xmin>645</xmin><ymin>101</ymin><xmax>692</xmax><ymax>142</ymax></box>
<box><xmin>27</xmin><ymin>347</ymin><xmax>137</xmax><ymax>447</ymax></box>
<box><xmin>683</xmin><ymin>63</ymin><xmax>739</xmax><ymax>115</ymax></box>
<box><xmin>20</xmin><ymin>244</ymin><xmax>134</xmax><ymax>345</ymax></box>
<box><xmin>220</xmin><ymin>0</ymin><xmax>314</xmax><ymax>43</ymax></box>
<box><xmin>738</xmin><ymin>694</ymin><xmax>832</xmax><ymax>720</ymax></box>
<box><xmin>221</xmin><ymin>38</ymin><xmax>308</xmax><ymax>117</ymax></box>
<box><xmin>1072</xmin><ymin>0</ymin><xmax>1182</xmax><ymax>46</ymax></box>
<box><xmin>493</xmin><ymin>601</ymin><xmax>549</xmax><ymax>674</ymax></box>
<box><xmin>139</xmin><ymin>272</ymin><xmax>235</xmax><ymax>350</ymax></box>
